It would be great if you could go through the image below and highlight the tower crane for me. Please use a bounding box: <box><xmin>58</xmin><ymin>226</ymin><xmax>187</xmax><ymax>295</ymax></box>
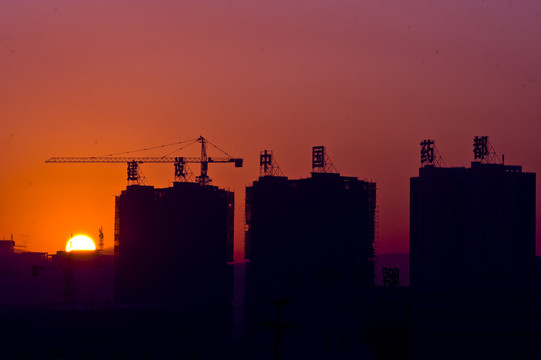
<box><xmin>45</xmin><ymin>136</ymin><xmax>243</xmax><ymax>186</ymax></box>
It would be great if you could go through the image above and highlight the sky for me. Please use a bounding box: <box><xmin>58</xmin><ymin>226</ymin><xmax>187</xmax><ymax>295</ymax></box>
<box><xmin>1</xmin><ymin>0</ymin><xmax>540</xmax><ymax>259</ymax></box>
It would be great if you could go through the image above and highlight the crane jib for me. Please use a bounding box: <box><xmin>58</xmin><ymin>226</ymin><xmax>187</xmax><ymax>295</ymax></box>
<box><xmin>45</xmin><ymin>137</ymin><xmax>243</xmax><ymax>185</ymax></box>
<box><xmin>45</xmin><ymin>156</ymin><xmax>243</xmax><ymax>164</ymax></box>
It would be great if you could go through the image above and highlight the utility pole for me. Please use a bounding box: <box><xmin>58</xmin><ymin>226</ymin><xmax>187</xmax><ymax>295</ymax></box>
<box><xmin>261</xmin><ymin>299</ymin><xmax>297</xmax><ymax>360</ymax></box>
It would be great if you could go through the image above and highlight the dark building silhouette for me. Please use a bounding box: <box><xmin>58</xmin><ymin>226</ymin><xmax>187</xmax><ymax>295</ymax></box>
<box><xmin>410</xmin><ymin>139</ymin><xmax>540</xmax><ymax>359</ymax></box>
<box><xmin>245</xmin><ymin>172</ymin><xmax>376</xmax><ymax>294</ymax></box>
<box><xmin>0</xmin><ymin>244</ymin><xmax>114</xmax><ymax>306</ymax></box>
<box><xmin>0</xmin><ymin>238</ymin><xmax>15</xmax><ymax>256</ymax></box>
<box><xmin>0</xmin><ymin>188</ymin><xmax>236</xmax><ymax>360</ymax></box>
<box><xmin>244</xmin><ymin>148</ymin><xmax>378</xmax><ymax>359</ymax></box>
<box><xmin>412</xmin><ymin>287</ymin><xmax>541</xmax><ymax>359</ymax></box>
<box><xmin>114</xmin><ymin>182</ymin><xmax>234</xmax><ymax>307</ymax></box>
<box><xmin>410</xmin><ymin>161</ymin><xmax>536</xmax><ymax>289</ymax></box>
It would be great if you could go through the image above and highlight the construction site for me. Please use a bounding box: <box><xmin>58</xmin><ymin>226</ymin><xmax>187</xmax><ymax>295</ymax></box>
<box><xmin>3</xmin><ymin>135</ymin><xmax>540</xmax><ymax>359</ymax></box>
<box><xmin>0</xmin><ymin>137</ymin><xmax>387</xmax><ymax>359</ymax></box>
<box><xmin>243</xmin><ymin>146</ymin><xmax>380</xmax><ymax>359</ymax></box>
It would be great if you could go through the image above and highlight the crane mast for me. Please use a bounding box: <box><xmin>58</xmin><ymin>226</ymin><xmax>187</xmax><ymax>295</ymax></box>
<box><xmin>197</xmin><ymin>136</ymin><xmax>210</xmax><ymax>185</ymax></box>
<box><xmin>46</xmin><ymin>136</ymin><xmax>243</xmax><ymax>185</ymax></box>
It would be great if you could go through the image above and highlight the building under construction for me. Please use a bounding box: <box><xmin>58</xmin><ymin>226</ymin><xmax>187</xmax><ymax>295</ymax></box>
<box><xmin>245</xmin><ymin>147</ymin><xmax>376</xmax><ymax>287</ymax></box>
<box><xmin>244</xmin><ymin>147</ymin><xmax>377</xmax><ymax>359</ymax></box>
<box><xmin>245</xmin><ymin>173</ymin><xmax>376</xmax><ymax>289</ymax></box>
<box><xmin>114</xmin><ymin>181</ymin><xmax>234</xmax><ymax>306</ymax></box>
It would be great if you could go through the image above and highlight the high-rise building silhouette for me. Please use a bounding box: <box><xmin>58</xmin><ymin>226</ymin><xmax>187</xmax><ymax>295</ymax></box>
<box><xmin>410</xmin><ymin>155</ymin><xmax>536</xmax><ymax>288</ymax></box>
<box><xmin>114</xmin><ymin>182</ymin><xmax>234</xmax><ymax>306</ymax></box>
<box><xmin>244</xmin><ymin>148</ymin><xmax>377</xmax><ymax>359</ymax></box>
<box><xmin>406</xmin><ymin>139</ymin><xmax>541</xmax><ymax>359</ymax></box>
<box><xmin>245</xmin><ymin>173</ymin><xmax>376</xmax><ymax>292</ymax></box>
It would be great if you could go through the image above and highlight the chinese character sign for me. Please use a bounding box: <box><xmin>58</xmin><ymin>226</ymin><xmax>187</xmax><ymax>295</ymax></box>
<box><xmin>260</xmin><ymin>150</ymin><xmax>272</xmax><ymax>167</ymax></box>
<box><xmin>260</xmin><ymin>150</ymin><xmax>273</xmax><ymax>175</ymax></box>
<box><xmin>420</xmin><ymin>139</ymin><xmax>435</xmax><ymax>164</ymax></box>
<box><xmin>174</xmin><ymin>157</ymin><xmax>184</xmax><ymax>178</ymax></box>
<box><xmin>127</xmin><ymin>161</ymin><xmax>139</xmax><ymax>181</ymax></box>
<box><xmin>473</xmin><ymin>136</ymin><xmax>488</xmax><ymax>160</ymax></box>
<box><xmin>383</xmin><ymin>267</ymin><xmax>400</xmax><ymax>287</ymax></box>
<box><xmin>312</xmin><ymin>146</ymin><xmax>325</xmax><ymax>168</ymax></box>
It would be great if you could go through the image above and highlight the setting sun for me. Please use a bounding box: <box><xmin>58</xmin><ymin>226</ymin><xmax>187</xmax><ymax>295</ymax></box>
<box><xmin>66</xmin><ymin>235</ymin><xmax>96</xmax><ymax>252</ymax></box>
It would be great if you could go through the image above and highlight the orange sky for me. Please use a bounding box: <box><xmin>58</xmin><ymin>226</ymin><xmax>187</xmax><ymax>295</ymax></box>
<box><xmin>1</xmin><ymin>0</ymin><xmax>540</xmax><ymax>259</ymax></box>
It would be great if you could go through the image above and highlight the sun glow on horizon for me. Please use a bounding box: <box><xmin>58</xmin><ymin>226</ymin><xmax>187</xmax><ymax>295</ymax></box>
<box><xmin>66</xmin><ymin>235</ymin><xmax>96</xmax><ymax>252</ymax></box>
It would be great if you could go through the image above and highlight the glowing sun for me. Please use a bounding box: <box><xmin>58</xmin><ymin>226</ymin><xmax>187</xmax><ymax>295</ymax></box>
<box><xmin>66</xmin><ymin>235</ymin><xmax>96</xmax><ymax>252</ymax></box>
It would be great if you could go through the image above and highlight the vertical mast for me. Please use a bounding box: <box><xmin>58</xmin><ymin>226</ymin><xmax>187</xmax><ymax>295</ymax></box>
<box><xmin>197</xmin><ymin>136</ymin><xmax>210</xmax><ymax>185</ymax></box>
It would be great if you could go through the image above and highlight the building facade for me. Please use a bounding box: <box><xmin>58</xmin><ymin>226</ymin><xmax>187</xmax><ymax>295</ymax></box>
<box><xmin>244</xmin><ymin>172</ymin><xmax>377</xmax><ymax>359</ymax></box>
<box><xmin>410</xmin><ymin>162</ymin><xmax>536</xmax><ymax>289</ymax></box>
<box><xmin>114</xmin><ymin>182</ymin><xmax>234</xmax><ymax>307</ymax></box>
<box><xmin>410</xmin><ymin>158</ymin><xmax>539</xmax><ymax>359</ymax></box>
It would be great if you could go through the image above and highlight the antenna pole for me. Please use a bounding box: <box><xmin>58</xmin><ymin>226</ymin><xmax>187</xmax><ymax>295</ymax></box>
<box><xmin>99</xmin><ymin>227</ymin><xmax>104</xmax><ymax>251</ymax></box>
